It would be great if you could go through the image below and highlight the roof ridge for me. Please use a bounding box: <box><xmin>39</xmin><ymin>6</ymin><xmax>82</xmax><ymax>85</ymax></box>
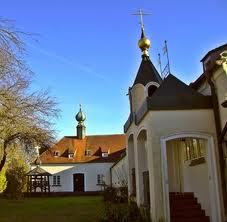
<box><xmin>201</xmin><ymin>43</ymin><xmax>227</xmax><ymax>62</ymax></box>
<box><xmin>152</xmin><ymin>74</ymin><xmax>207</xmax><ymax>97</ymax></box>
<box><xmin>64</xmin><ymin>134</ymin><xmax>125</xmax><ymax>138</ymax></box>
<box><xmin>86</xmin><ymin>134</ymin><xmax>125</xmax><ymax>137</ymax></box>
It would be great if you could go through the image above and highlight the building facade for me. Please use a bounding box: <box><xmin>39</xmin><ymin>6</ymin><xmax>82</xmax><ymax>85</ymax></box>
<box><xmin>124</xmin><ymin>25</ymin><xmax>227</xmax><ymax>222</ymax></box>
<box><xmin>32</xmin><ymin>107</ymin><xmax>126</xmax><ymax>192</ymax></box>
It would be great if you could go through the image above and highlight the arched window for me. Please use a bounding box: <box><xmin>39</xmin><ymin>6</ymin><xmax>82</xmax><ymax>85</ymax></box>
<box><xmin>148</xmin><ymin>85</ymin><xmax>157</xmax><ymax>97</ymax></box>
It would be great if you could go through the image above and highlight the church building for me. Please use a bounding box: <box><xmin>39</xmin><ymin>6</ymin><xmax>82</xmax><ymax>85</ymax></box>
<box><xmin>124</xmin><ymin>23</ymin><xmax>227</xmax><ymax>222</ymax></box>
<box><xmin>32</xmin><ymin>107</ymin><xmax>126</xmax><ymax>192</ymax></box>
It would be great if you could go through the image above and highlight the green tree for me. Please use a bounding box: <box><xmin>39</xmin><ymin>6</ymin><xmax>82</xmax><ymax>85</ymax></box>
<box><xmin>0</xmin><ymin>165</ymin><xmax>7</xmax><ymax>192</ymax></box>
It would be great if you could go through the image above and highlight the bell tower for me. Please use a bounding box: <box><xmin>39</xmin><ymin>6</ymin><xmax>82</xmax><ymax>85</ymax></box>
<box><xmin>75</xmin><ymin>105</ymin><xmax>86</xmax><ymax>139</ymax></box>
<box><xmin>129</xmin><ymin>10</ymin><xmax>162</xmax><ymax>112</ymax></box>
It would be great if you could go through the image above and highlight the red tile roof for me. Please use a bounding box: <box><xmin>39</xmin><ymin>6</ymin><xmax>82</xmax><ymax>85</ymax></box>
<box><xmin>36</xmin><ymin>134</ymin><xmax>126</xmax><ymax>164</ymax></box>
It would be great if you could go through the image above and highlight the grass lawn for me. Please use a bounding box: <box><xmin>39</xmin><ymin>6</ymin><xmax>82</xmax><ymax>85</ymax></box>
<box><xmin>0</xmin><ymin>196</ymin><xmax>104</xmax><ymax>222</ymax></box>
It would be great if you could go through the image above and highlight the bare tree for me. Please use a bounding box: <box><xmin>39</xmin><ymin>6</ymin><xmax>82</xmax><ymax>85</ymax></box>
<box><xmin>0</xmin><ymin>18</ymin><xmax>60</xmax><ymax>172</ymax></box>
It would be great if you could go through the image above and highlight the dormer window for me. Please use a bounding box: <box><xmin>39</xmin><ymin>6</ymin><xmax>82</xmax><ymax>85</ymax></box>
<box><xmin>102</xmin><ymin>152</ymin><xmax>108</xmax><ymax>158</ymax></box>
<box><xmin>68</xmin><ymin>153</ymin><xmax>74</xmax><ymax>158</ymax></box>
<box><xmin>85</xmin><ymin>150</ymin><xmax>92</xmax><ymax>156</ymax></box>
<box><xmin>53</xmin><ymin>151</ymin><xmax>59</xmax><ymax>157</ymax></box>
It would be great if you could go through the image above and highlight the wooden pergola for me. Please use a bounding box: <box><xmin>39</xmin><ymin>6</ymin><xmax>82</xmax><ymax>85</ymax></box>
<box><xmin>27</xmin><ymin>166</ymin><xmax>52</xmax><ymax>193</ymax></box>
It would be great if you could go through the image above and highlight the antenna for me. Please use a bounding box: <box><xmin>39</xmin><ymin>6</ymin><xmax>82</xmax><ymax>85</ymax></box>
<box><xmin>158</xmin><ymin>53</ymin><xmax>163</xmax><ymax>78</ymax></box>
<box><xmin>161</xmin><ymin>40</ymin><xmax>171</xmax><ymax>78</ymax></box>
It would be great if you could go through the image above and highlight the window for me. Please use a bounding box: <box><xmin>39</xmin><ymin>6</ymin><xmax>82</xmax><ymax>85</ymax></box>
<box><xmin>85</xmin><ymin>150</ymin><xmax>91</xmax><ymax>156</ymax></box>
<box><xmin>53</xmin><ymin>175</ymin><xmax>61</xmax><ymax>186</ymax></box>
<box><xmin>148</xmin><ymin>85</ymin><xmax>157</xmax><ymax>97</ymax></box>
<box><xmin>97</xmin><ymin>174</ymin><xmax>104</xmax><ymax>184</ymax></box>
<box><xmin>102</xmin><ymin>152</ymin><xmax>108</xmax><ymax>158</ymax></box>
<box><xmin>68</xmin><ymin>153</ymin><xmax>74</xmax><ymax>158</ymax></box>
<box><xmin>53</xmin><ymin>151</ymin><xmax>59</xmax><ymax>157</ymax></box>
<box><xmin>183</xmin><ymin>138</ymin><xmax>205</xmax><ymax>161</ymax></box>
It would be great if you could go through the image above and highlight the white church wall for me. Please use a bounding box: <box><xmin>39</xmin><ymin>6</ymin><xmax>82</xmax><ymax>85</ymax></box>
<box><xmin>130</xmin><ymin>84</ymin><xmax>146</xmax><ymax>112</ymax></box>
<box><xmin>126</xmin><ymin>133</ymin><xmax>136</xmax><ymax>195</ymax></box>
<box><xmin>135</xmin><ymin>129</ymin><xmax>149</xmax><ymax>205</ymax></box>
<box><xmin>135</xmin><ymin>109</ymin><xmax>220</xmax><ymax>221</ymax></box>
<box><xmin>182</xmin><ymin>154</ymin><xmax>210</xmax><ymax>216</ymax></box>
<box><xmin>213</xmin><ymin>67</ymin><xmax>227</xmax><ymax>130</ymax></box>
<box><xmin>111</xmin><ymin>156</ymin><xmax>128</xmax><ymax>187</ymax></box>
<box><xmin>166</xmin><ymin>140</ymin><xmax>183</xmax><ymax>192</ymax></box>
<box><xmin>32</xmin><ymin>163</ymin><xmax>113</xmax><ymax>192</ymax></box>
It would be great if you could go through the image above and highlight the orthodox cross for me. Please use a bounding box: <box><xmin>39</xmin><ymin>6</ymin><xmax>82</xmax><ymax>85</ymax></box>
<box><xmin>132</xmin><ymin>9</ymin><xmax>151</xmax><ymax>29</ymax></box>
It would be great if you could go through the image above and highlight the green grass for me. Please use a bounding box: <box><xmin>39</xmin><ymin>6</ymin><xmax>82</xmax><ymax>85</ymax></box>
<box><xmin>0</xmin><ymin>196</ymin><xmax>104</xmax><ymax>222</ymax></box>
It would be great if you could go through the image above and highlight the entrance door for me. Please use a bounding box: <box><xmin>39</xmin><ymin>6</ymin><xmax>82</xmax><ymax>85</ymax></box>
<box><xmin>162</xmin><ymin>134</ymin><xmax>222</xmax><ymax>222</ymax></box>
<box><xmin>73</xmin><ymin>173</ymin><xmax>84</xmax><ymax>192</ymax></box>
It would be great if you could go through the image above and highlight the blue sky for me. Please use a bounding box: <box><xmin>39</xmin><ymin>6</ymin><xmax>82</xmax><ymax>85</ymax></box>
<box><xmin>1</xmin><ymin>0</ymin><xmax>227</xmax><ymax>138</ymax></box>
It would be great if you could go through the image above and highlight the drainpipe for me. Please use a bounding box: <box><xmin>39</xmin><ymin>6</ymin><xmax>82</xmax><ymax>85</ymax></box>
<box><xmin>205</xmin><ymin>67</ymin><xmax>227</xmax><ymax>214</ymax></box>
<box><xmin>110</xmin><ymin>166</ymin><xmax>113</xmax><ymax>187</ymax></box>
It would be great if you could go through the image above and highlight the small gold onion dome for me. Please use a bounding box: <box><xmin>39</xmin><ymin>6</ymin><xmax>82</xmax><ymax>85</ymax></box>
<box><xmin>138</xmin><ymin>28</ymin><xmax>151</xmax><ymax>52</ymax></box>
<box><xmin>75</xmin><ymin>106</ymin><xmax>86</xmax><ymax>123</ymax></box>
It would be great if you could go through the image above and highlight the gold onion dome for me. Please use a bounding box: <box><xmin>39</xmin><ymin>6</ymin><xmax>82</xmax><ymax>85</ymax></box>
<box><xmin>75</xmin><ymin>106</ymin><xmax>86</xmax><ymax>123</ymax></box>
<box><xmin>138</xmin><ymin>27</ymin><xmax>151</xmax><ymax>54</ymax></box>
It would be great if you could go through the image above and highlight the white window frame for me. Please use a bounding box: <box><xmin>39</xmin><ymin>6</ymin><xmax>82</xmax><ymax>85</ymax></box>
<box><xmin>102</xmin><ymin>152</ymin><xmax>108</xmax><ymax>158</ymax></box>
<box><xmin>68</xmin><ymin>153</ymin><xmax>74</xmax><ymax>158</ymax></box>
<box><xmin>53</xmin><ymin>151</ymin><xmax>59</xmax><ymax>157</ymax></box>
<box><xmin>183</xmin><ymin>138</ymin><xmax>205</xmax><ymax>161</ymax></box>
<box><xmin>53</xmin><ymin>175</ymin><xmax>61</xmax><ymax>186</ymax></box>
<box><xmin>97</xmin><ymin>174</ymin><xmax>104</xmax><ymax>185</ymax></box>
<box><xmin>85</xmin><ymin>150</ymin><xmax>92</xmax><ymax>156</ymax></box>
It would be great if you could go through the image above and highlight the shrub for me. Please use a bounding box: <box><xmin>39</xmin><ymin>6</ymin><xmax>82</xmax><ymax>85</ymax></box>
<box><xmin>103</xmin><ymin>186</ymin><xmax>118</xmax><ymax>202</ymax></box>
<box><xmin>118</xmin><ymin>186</ymin><xmax>128</xmax><ymax>203</ymax></box>
<box><xmin>140</xmin><ymin>206</ymin><xmax>152</xmax><ymax>222</ymax></box>
<box><xmin>103</xmin><ymin>186</ymin><xmax>128</xmax><ymax>203</ymax></box>
<box><xmin>97</xmin><ymin>201</ymin><xmax>150</xmax><ymax>222</ymax></box>
<box><xmin>4</xmin><ymin>158</ymin><xmax>28</xmax><ymax>199</ymax></box>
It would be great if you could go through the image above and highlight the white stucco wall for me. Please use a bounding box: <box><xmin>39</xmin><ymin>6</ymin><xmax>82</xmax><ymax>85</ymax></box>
<box><xmin>183</xmin><ymin>157</ymin><xmax>210</xmax><ymax>215</ymax></box>
<box><xmin>127</xmin><ymin>108</ymin><xmax>223</xmax><ymax>221</ymax></box>
<box><xmin>111</xmin><ymin>156</ymin><xmax>128</xmax><ymax>187</ymax></box>
<box><xmin>213</xmin><ymin>67</ymin><xmax>227</xmax><ymax>130</ymax></box>
<box><xmin>130</xmin><ymin>84</ymin><xmax>146</xmax><ymax>112</ymax></box>
<box><xmin>127</xmin><ymin>134</ymin><xmax>135</xmax><ymax>195</ymax></box>
<box><xmin>32</xmin><ymin>163</ymin><xmax>113</xmax><ymax>192</ymax></box>
<box><xmin>166</xmin><ymin>141</ymin><xmax>183</xmax><ymax>192</ymax></box>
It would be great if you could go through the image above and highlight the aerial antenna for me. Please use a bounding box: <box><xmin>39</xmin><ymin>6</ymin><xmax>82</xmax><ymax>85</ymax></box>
<box><xmin>161</xmin><ymin>40</ymin><xmax>171</xmax><ymax>78</ymax></box>
<box><xmin>157</xmin><ymin>53</ymin><xmax>163</xmax><ymax>77</ymax></box>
